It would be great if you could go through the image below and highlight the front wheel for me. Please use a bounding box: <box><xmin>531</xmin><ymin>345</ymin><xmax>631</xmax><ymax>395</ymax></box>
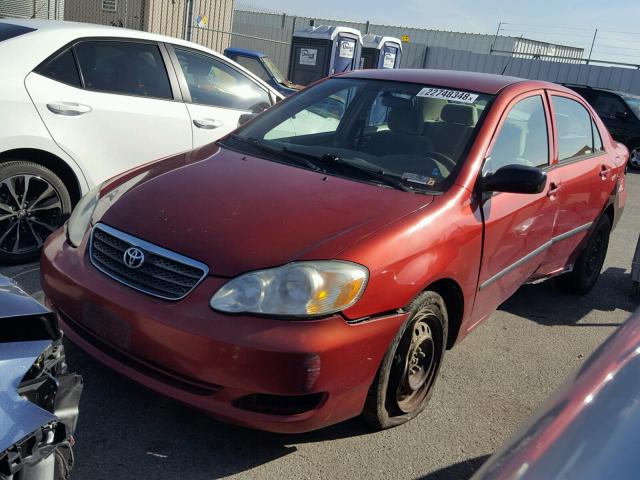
<box><xmin>556</xmin><ymin>215</ymin><xmax>611</xmax><ymax>294</ymax></box>
<box><xmin>361</xmin><ymin>291</ymin><xmax>447</xmax><ymax>430</ymax></box>
<box><xmin>0</xmin><ymin>160</ymin><xmax>72</xmax><ymax>264</ymax></box>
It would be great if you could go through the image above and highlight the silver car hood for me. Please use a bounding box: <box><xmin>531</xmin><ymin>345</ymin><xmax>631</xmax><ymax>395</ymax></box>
<box><xmin>0</xmin><ymin>340</ymin><xmax>56</xmax><ymax>452</ymax></box>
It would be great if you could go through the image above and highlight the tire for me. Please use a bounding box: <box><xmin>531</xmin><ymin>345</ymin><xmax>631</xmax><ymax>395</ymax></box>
<box><xmin>361</xmin><ymin>291</ymin><xmax>448</xmax><ymax>430</ymax></box>
<box><xmin>0</xmin><ymin>160</ymin><xmax>72</xmax><ymax>264</ymax></box>
<box><xmin>556</xmin><ymin>214</ymin><xmax>611</xmax><ymax>295</ymax></box>
<box><xmin>633</xmin><ymin>282</ymin><xmax>640</xmax><ymax>299</ymax></box>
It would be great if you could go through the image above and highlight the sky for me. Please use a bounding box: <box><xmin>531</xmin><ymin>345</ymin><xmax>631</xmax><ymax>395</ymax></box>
<box><xmin>243</xmin><ymin>0</ymin><xmax>640</xmax><ymax>65</ymax></box>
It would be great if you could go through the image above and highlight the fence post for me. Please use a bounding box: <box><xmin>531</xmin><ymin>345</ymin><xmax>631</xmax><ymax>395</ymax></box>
<box><xmin>184</xmin><ymin>0</ymin><xmax>194</xmax><ymax>41</ymax></box>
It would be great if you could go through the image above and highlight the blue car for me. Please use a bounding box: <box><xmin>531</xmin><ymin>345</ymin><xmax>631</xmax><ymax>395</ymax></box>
<box><xmin>224</xmin><ymin>47</ymin><xmax>300</xmax><ymax>96</ymax></box>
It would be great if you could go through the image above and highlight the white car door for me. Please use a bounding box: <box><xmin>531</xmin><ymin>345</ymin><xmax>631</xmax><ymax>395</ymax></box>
<box><xmin>25</xmin><ymin>39</ymin><xmax>192</xmax><ymax>186</ymax></box>
<box><xmin>169</xmin><ymin>46</ymin><xmax>274</xmax><ymax>148</ymax></box>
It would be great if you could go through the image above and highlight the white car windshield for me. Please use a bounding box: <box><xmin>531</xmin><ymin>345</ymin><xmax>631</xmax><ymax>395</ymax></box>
<box><xmin>229</xmin><ymin>78</ymin><xmax>493</xmax><ymax>193</ymax></box>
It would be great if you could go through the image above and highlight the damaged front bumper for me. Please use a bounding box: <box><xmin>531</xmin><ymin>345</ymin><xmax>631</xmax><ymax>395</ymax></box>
<box><xmin>0</xmin><ymin>276</ymin><xmax>83</xmax><ymax>480</ymax></box>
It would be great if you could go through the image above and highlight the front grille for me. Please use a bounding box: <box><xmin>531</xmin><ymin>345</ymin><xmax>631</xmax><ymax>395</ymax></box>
<box><xmin>89</xmin><ymin>223</ymin><xmax>208</xmax><ymax>300</ymax></box>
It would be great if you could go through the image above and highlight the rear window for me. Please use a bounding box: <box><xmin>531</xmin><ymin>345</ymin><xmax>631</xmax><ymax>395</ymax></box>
<box><xmin>0</xmin><ymin>23</ymin><xmax>36</xmax><ymax>42</ymax></box>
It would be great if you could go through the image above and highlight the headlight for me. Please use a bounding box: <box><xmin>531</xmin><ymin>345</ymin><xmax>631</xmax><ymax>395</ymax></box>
<box><xmin>67</xmin><ymin>183</ymin><xmax>102</xmax><ymax>247</ymax></box>
<box><xmin>210</xmin><ymin>261</ymin><xmax>368</xmax><ymax>316</ymax></box>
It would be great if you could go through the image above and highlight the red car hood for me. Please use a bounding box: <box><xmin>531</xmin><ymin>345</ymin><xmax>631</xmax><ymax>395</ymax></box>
<box><xmin>97</xmin><ymin>145</ymin><xmax>434</xmax><ymax>277</ymax></box>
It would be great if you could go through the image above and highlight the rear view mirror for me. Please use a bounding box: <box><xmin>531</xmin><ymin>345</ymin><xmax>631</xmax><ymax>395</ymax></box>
<box><xmin>483</xmin><ymin>164</ymin><xmax>547</xmax><ymax>194</ymax></box>
<box><xmin>238</xmin><ymin>113</ymin><xmax>256</xmax><ymax>127</ymax></box>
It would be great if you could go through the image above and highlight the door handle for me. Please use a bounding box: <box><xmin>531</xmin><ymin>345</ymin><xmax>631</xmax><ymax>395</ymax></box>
<box><xmin>46</xmin><ymin>102</ymin><xmax>92</xmax><ymax>116</ymax></box>
<box><xmin>600</xmin><ymin>165</ymin><xmax>612</xmax><ymax>180</ymax></box>
<box><xmin>193</xmin><ymin>118</ymin><xmax>223</xmax><ymax>130</ymax></box>
<box><xmin>547</xmin><ymin>182</ymin><xmax>561</xmax><ymax>198</ymax></box>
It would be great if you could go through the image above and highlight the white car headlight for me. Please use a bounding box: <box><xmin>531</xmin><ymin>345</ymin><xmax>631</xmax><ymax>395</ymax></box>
<box><xmin>67</xmin><ymin>183</ymin><xmax>102</xmax><ymax>247</ymax></box>
<box><xmin>210</xmin><ymin>261</ymin><xmax>368</xmax><ymax>316</ymax></box>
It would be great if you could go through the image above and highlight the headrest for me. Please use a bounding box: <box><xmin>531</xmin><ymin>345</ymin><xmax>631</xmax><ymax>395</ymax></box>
<box><xmin>441</xmin><ymin>104</ymin><xmax>478</xmax><ymax>126</ymax></box>
<box><xmin>381</xmin><ymin>93</ymin><xmax>413</xmax><ymax>109</ymax></box>
<box><xmin>388</xmin><ymin>105</ymin><xmax>423</xmax><ymax>135</ymax></box>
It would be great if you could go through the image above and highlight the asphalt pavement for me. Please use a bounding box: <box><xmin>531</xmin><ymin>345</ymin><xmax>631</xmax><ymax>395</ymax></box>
<box><xmin>2</xmin><ymin>172</ymin><xmax>639</xmax><ymax>480</ymax></box>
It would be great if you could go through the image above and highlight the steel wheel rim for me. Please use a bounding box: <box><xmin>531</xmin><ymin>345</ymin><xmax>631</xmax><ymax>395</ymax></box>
<box><xmin>0</xmin><ymin>174</ymin><xmax>63</xmax><ymax>255</ymax></box>
<box><xmin>631</xmin><ymin>148</ymin><xmax>640</xmax><ymax>167</ymax></box>
<box><xmin>396</xmin><ymin>314</ymin><xmax>439</xmax><ymax>413</ymax></box>
<box><xmin>584</xmin><ymin>228</ymin><xmax>606</xmax><ymax>282</ymax></box>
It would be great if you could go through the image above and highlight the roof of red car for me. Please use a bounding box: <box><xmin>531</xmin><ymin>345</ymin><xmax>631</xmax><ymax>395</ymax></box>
<box><xmin>341</xmin><ymin>69</ymin><xmax>557</xmax><ymax>95</ymax></box>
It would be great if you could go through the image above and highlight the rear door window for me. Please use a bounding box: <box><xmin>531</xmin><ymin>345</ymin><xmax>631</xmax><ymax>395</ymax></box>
<box><xmin>552</xmin><ymin>96</ymin><xmax>597</xmax><ymax>162</ymax></box>
<box><xmin>36</xmin><ymin>49</ymin><xmax>82</xmax><ymax>87</ymax></box>
<box><xmin>74</xmin><ymin>40</ymin><xmax>173</xmax><ymax>99</ymax></box>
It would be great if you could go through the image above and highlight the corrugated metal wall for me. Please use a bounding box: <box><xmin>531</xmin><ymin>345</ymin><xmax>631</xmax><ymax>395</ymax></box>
<box><xmin>425</xmin><ymin>47</ymin><xmax>640</xmax><ymax>95</ymax></box>
<box><xmin>64</xmin><ymin>0</ymin><xmax>145</xmax><ymax>29</ymax></box>
<box><xmin>189</xmin><ymin>0</ymin><xmax>234</xmax><ymax>52</ymax></box>
<box><xmin>231</xmin><ymin>10</ymin><xmax>519</xmax><ymax>74</ymax></box>
<box><xmin>231</xmin><ymin>10</ymin><xmax>590</xmax><ymax>75</ymax></box>
<box><xmin>0</xmin><ymin>0</ymin><xmax>64</xmax><ymax>20</ymax></box>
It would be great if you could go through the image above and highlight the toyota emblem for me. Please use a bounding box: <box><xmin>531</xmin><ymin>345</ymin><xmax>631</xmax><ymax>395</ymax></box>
<box><xmin>123</xmin><ymin>247</ymin><xmax>145</xmax><ymax>269</ymax></box>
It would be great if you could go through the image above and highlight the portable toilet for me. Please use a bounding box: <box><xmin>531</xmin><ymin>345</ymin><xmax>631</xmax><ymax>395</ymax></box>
<box><xmin>288</xmin><ymin>25</ymin><xmax>362</xmax><ymax>85</ymax></box>
<box><xmin>361</xmin><ymin>34</ymin><xmax>402</xmax><ymax>69</ymax></box>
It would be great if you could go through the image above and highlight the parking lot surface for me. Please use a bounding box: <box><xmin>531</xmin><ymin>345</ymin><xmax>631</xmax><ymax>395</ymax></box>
<box><xmin>2</xmin><ymin>172</ymin><xmax>638</xmax><ymax>480</ymax></box>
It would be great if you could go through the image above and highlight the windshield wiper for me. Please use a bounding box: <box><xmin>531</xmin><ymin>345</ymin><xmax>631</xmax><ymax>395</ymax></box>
<box><xmin>314</xmin><ymin>154</ymin><xmax>413</xmax><ymax>192</ymax></box>
<box><xmin>229</xmin><ymin>136</ymin><xmax>413</xmax><ymax>192</ymax></box>
<box><xmin>230</xmin><ymin>135</ymin><xmax>322</xmax><ymax>172</ymax></box>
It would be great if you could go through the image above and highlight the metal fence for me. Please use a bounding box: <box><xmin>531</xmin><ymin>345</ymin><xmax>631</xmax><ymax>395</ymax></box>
<box><xmin>229</xmin><ymin>8</ymin><xmax>593</xmax><ymax>77</ymax></box>
<box><xmin>425</xmin><ymin>46</ymin><xmax>640</xmax><ymax>95</ymax></box>
<box><xmin>231</xmin><ymin>8</ymin><xmax>640</xmax><ymax>94</ymax></box>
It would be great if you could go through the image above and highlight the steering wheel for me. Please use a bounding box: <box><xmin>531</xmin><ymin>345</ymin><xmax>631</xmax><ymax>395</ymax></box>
<box><xmin>424</xmin><ymin>151</ymin><xmax>456</xmax><ymax>174</ymax></box>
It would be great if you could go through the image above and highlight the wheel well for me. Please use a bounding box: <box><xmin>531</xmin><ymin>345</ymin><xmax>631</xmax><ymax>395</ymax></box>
<box><xmin>604</xmin><ymin>203</ymin><xmax>615</xmax><ymax>227</ymax></box>
<box><xmin>0</xmin><ymin>148</ymin><xmax>82</xmax><ymax>204</ymax></box>
<box><xmin>427</xmin><ymin>279</ymin><xmax>464</xmax><ymax>349</ymax></box>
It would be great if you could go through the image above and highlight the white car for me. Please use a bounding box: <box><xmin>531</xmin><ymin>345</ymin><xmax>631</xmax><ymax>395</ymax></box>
<box><xmin>0</xmin><ymin>19</ymin><xmax>283</xmax><ymax>263</ymax></box>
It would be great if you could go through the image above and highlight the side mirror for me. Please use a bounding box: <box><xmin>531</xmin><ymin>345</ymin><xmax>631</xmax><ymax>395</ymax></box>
<box><xmin>615</xmin><ymin>111</ymin><xmax>629</xmax><ymax>121</ymax></box>
<box><xmin>483</xmin><ymin>164</ymin><xmax>547</xmax><ymax>194</ymax></box>
<box><xmin>238</xmin><ymin>113</ymin><xmax>256</xmax><ymax>127</ymax></box>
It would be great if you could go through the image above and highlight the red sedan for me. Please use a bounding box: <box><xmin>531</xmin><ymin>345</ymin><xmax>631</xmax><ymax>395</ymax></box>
<box><xmin>41</xmin><ymin>70</ymin><xmax>628</xmax><ymax>433</ymax></box>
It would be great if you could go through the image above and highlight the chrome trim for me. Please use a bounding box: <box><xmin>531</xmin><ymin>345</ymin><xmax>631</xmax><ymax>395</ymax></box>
<box><xmin>479</xmin><ymin>222</ymin><xmax>593</xmax><ymax>291</ymax></box>
<box><xmin>89</xmin><ymin>223</ymin><xmax>209</xmax><ymax>301</ymax></box>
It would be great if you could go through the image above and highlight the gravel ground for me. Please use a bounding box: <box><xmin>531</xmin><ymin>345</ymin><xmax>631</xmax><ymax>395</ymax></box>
<box><xmin>2</xmin><ymin>171</ymin><xmax>638</xmax><ymax>480</ymax></box>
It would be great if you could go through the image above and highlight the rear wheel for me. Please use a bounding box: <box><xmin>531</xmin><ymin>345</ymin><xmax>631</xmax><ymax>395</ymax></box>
<box><xmin>361</xmin><ymin>291</ymin><xmax>447</xmax><ymax>429</ymax></box>
<box><xmin>0</xmin><ymin>161</ymin><xmax>72</xmax><ymax>264</ymax></box>
<box><xmin>556</xmin><ymin>215</ymin><xmax>611</xmax><ymax>294</ymax></box>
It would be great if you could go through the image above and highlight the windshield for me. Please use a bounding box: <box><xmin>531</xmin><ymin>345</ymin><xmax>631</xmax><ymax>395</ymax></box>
<box><xmin>263</xmin><ymin>57</ymin><xmax>286</xmax><ymax>84</ymax></box>
<box><xmin>622</xmin><ymin>95</ymin><xmax>640</xmax><ymax>119</ymax></box>
<box><xmin>227</xmin><ymin>78</ymin><xmax>493</xmax><ymax>193</ymax></box>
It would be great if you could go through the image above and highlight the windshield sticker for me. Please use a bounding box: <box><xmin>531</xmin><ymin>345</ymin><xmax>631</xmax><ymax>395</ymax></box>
<box><xmin>416</xmin><ymin>88</ymin><xmax>479</xmax><ymax>104</ymax></box>
<box><xmin>402</xmin><ymin>172</ymin><xmax>436</xmax><ymax>186</ymax></box>
<box><xmin>300</xmin><ymin>48</ymin><xmax>318</xmax><ymax>66</ymax></box>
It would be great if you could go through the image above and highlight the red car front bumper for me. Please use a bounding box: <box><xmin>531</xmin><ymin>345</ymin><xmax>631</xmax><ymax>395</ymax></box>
<box><xmin>41</xmin><ymin>228</ymin><xmax>407</xmax><ymax>433</ymax></box>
